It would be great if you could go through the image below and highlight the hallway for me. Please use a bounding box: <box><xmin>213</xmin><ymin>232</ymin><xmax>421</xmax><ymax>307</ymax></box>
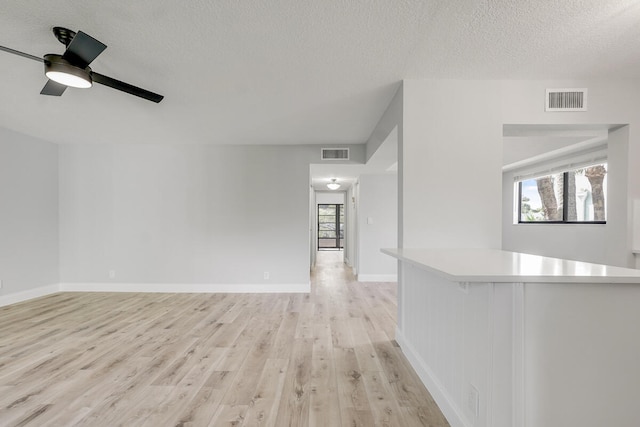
<box><xmin>311</xmin><ymin>249</ymin><xmax>449</xmax><ymax>426</ymax></box>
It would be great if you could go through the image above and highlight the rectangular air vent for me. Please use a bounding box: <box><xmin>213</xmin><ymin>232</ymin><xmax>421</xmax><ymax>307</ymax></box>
<box><xmin>321</xmin><ymin>148</ymin><xmax>349</xmax><ymax>160</ymax></box>
<box><xmin>546</xmin><ymin>88</ymin><xmax>587</xmax><ymax>112</ymax></box>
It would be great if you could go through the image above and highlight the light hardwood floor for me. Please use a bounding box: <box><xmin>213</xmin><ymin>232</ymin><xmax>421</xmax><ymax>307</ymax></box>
<box><xmin>0</xmin><ymin>251</ymin><xmax>448</xmax><ymax>426</ymax></box>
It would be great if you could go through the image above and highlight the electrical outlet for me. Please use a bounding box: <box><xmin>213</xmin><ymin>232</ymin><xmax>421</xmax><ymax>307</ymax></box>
<box><xmin>263</xmin><ymin>272</ymin><xmax>270</xmax><ymax>280</ymax></box>
<box><xmin>108</xmin><ymin>270</ymin><xmax>116</xmax><ymax>279</ymax></box>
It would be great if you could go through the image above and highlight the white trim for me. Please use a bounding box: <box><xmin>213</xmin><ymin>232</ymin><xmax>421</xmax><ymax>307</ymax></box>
<box><xmin>486</xmin><ymin>283</ymin><xmax>495</xmax><ymax>427</ymax></box>
<box><xmin>512</xmin><ymin>283</ymin><xmax>525</xmax><ymax>427</ymax></box>
<box><xmin>395</xmin><ymin>326</ymin><xmax>469</xmax><ymax>427</ymax></box>
<box><xmin>357</xmin><ymin>274</ymin><xmax>397</xmax><ymax>282</ymax></box>
<box><xmin>0</xmin><ymin>284</ymin><xmax>59</xmax><ymax>308</ymax></box>
<box><xmin>0</xmin><ymin>282</ymin><xmax>311</xmax><ymax>308</ymax></box>
<box><xmin>58</xmin><ymin>282</ymin><xmax>311</xmax><ymax>294</ymax></box>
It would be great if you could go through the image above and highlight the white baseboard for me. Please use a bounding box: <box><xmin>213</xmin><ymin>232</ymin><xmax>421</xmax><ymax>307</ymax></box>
<box><xmin>395</xmin><ymin>327</ymin><xmax>468</xmax><ymax>427</ymax></box>
<box><xmin>0</xmin><ymin>284</ymin><xmax>59</xmax><ymax>308</ymax></box>
<box><xmin>0</xmin><ymin>282</ymin><xmax>310</xmax><ymax>308</ymax></box>
<box><xmin>357</xmin><ymin>274</ymin><xmax>398</xmax><ymax>282</ymax></box>
<box><xmin>58</xmin><ymin>282</ymin><xmax>311</xmax><ymax>294</ymax></box>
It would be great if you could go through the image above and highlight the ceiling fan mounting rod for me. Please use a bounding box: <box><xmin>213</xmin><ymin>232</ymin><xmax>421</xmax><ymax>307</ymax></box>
<box><xmin>52</xmin><ymin>27</ymin><xmax>77</xmax><ymax>47</ymax></box>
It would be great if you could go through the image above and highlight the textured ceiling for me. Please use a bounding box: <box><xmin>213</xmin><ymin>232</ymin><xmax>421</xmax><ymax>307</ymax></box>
<box><xmin>1</xmin><ymin>0</ymin><xmax>639</xmax><ymax>146</ymax></box>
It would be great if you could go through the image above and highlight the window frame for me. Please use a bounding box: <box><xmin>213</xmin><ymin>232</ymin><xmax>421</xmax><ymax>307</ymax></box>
<box><xmin>516</xmin><ymin>165</ymin><xmax>607</xmax><ymax>225</ymax></box>
<box><xmin>317</xmin><ymin>203</ymin><xmax>344</xmax><ymax>249</ymax></box>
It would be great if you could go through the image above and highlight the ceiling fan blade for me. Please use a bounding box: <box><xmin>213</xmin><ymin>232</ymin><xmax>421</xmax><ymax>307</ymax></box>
<box><xmin>91</xmin><ymin>72</ymin><xmax>164</xmax><ymax>103</ymax></box>
<box><xmin>0</xmin><ymin>45</ymin><xmax>43</xmax><ymax>63</ymax></box>
<box><xmin>40</xmin><ymin>79</ymin><xmax>67</xmax><ymax>96</ymax></box>
<box><xmin>61</xmin><ymin>31</ymin><xmax>106</xmax><ymax>68</ymax></box>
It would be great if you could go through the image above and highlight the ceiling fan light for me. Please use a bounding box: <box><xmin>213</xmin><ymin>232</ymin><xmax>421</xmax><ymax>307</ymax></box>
<box><xmin>45</xmin><ymin>70</ymin><xmax>92</xmax><ymax>88</ymax></box>
<box><xmin>44</xmin><ymin>54</ymin><xmax>92</xmax><ymax>88</ymax></box>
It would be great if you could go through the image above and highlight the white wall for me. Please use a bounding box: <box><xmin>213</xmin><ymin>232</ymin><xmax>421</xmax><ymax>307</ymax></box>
<box><xmin>501</xmin><ymin>139</ymin><xmax>614</xmax><ymax>265</ymax></box>
<box><xmin>402</xmin><ymin>79</ymin><xmax>503</xmax><ymax>249</ymax></box>
<box><xmin>357</xmin><ymin>174</ymin><xmax>397</xmax><ymax>281</ymax></box>
<box><xmin>503</xmin><ymin>135</ymin><xmax>590</xmax><ymax>166</ymax></box>
<box><xmin>315</xmin><ymin>192</ymin><xmax>345</xmax><ymax>205</ymax></box>
<box><xmin>397</xmin><ymin>263</ymin><xmax>514</xmax><ymax>427</ymax></box>
<box><xmin>0</xmin><ymin>128</ymin><xmax>59</xmax><ymax>304</ymax></box>
<box><xmin>365</xmin><ymin>84</ymin><xmax>403</xmax><ymax>247</ymax></box>
<box><xmin>366</xmin><ymin>84</ymin><xmax>403</xmax><ymax>163</ymax></box>
<box><xmin>391</xmin><ymin>80</ymin><xmax>504</xmax><ymax>427</ymax></box>
<box><xmin>58</xmin><ymin>143</ymin><xmax>355</xmax><ymax>291</ymax></box>
<box><xmin>388</xmin><ymin>79</ymin><xmax>640</xmax><ymax>427</ymax></box>
<box><xmin>523</xmin><ymin>280</ymin><xmax>640</xmax><ymax>427</ymax></box>
<box><xmin>501</xmin><ymin>80</ymin><xmax>640</xmax><ymax>268</ymax></box>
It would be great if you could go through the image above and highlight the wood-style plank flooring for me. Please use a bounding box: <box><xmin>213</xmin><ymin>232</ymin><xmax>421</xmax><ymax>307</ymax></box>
<box><xmin>0</xmin><ymin>251</ymin><xmax>448</xmax><ymax>426</ymax></box>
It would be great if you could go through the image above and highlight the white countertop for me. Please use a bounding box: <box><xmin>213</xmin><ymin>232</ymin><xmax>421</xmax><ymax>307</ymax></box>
<box><xmin>382</xmin><ymin>248</ymin><xmax>640</xmax><ymax>283</ymax></box>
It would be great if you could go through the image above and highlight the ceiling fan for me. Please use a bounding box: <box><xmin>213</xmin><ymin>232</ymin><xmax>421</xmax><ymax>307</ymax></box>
<box><xmin>0</xmin><ymin>27</ymin><xmax>163</xmax><ymax>103</ymax></box>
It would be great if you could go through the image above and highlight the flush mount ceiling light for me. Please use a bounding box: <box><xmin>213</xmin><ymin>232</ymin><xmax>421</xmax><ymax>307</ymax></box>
<box><xmin>44</xmin><ymin>54</ymin><xmax>92</xmax><ymax>88</ymax></box>
<box><xmin>327</xmin><ymin>178</ymin><xmax>340</xmax><ymax>190</ymax></box>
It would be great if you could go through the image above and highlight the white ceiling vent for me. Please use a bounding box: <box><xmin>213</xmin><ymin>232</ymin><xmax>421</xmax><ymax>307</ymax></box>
<box><xmin>545</xmin><ymin>88</ymin><xmax>587</xmax><ymax>112</ymax></box>
<box><xmin>321</xmin><ymin>148</ymin><xmax>349</xmax><ymax>160</ymax></box>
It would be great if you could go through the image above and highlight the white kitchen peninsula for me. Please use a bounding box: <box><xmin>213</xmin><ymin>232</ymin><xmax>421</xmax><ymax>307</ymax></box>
<box><xmin>382</xmin><ymin>248</ymin><xmax>640</xmax><ymax>427</ymax></box>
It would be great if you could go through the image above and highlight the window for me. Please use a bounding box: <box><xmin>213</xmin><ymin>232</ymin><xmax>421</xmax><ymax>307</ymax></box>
<box><xmin>517</xmin><ymin>163</ymin><xmax>607</xmax><ymax>223</ymax></box>
<box><xmin>318</xmin><ymin>204</ymin><xmax>344</xmax><ymax>249</ymax></box>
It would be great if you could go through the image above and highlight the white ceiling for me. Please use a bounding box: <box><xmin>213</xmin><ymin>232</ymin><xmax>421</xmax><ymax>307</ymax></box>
<box><xmin>1</xmin><ymin>1</ymin><xmax>640</xmax><ymax>147</ymax></box>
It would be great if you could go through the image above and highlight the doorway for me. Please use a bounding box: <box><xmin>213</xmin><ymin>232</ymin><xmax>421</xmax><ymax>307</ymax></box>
<box><xmin>318</xmin><ymin>203</ymin><xmax>344</xmax><ymax>250</ymax></box>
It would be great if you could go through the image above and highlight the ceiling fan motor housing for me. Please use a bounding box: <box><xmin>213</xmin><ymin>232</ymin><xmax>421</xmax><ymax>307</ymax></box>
<box><xmin>43</xmin><ymin>54</ymin><xmax>92</xmax><ymax>88</ymax></box>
